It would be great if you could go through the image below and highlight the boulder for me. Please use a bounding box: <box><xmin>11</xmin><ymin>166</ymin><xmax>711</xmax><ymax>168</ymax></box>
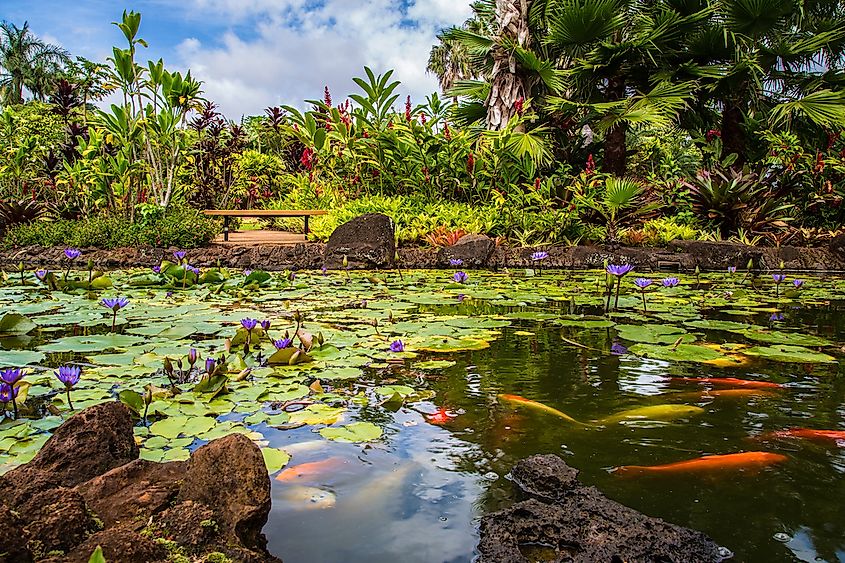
<box><xmin>437</xmin><ymin>234</ymin><xmax>494</xmax><ymax>267</ymax></box>
<box><xmin>155</xmin><ymin>500</ymin><xmax>219</xmax><ymax>548</ymax></box>
<box><xmin>0</xmin><ymin>504</ymin><xmax>31</xmax><ymax>563</ymax></box>
<box><xmin>76</xmin><ymin>458</ymin><xmax>187</xmax><ymax>528</ymax></box>
<box><xmin>178</xmin><ymin>433</ymin><xmax>273</xmax><ymax>552</ymax></box>
<box><xmin>45</xmin><ymin>526</ymin><xmax>167</xmax><ymax>563</ymax></box>
<box><xmin>5</xmin><ymin>402</ymin><xmax>138</xmax><ymax>488</ymax></box>
<box><xmin>477</xmin><ymin>455</ymin><xmax>725</xmax><ymax>563</ymax></box>
<box><xmin>18</xmin><ymin>487</ymin><xmax>99</xmax><ymax>557</ymax></box>
<box><xmin>324</xmin><ymin>213</ymin><xmax>395</xmax><ymax>268</ymax></box>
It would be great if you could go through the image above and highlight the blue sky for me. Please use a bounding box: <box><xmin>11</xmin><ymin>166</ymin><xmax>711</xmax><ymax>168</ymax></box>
<box><xmin>2</xmin><ymin>0</ymin><xmax>472</xmax><ymax>117</ymax></box>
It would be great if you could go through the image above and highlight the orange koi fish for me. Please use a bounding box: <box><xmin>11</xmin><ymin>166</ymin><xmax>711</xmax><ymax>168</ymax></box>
<box><xmin>760</xmin><ymin>428</ymin><xmax>845</xmax><ymax>443</ymax></box>
<box><xmin>276</xmin><ymin>457</ymin><xmax>346</xmax><ymax>482</ymax></box>
<box><xmin>614</xmin><ymin>451</ymin><xmax>787</xmax><ymax>475</ymax></box>
<box><xmin>682</xmin><ymin>388</ymin><xmax>777</xmax><ymax>399</ymax></box>
<box><xmin>670</xmin><ymin>377</ymin><xmax>783</xmax><ymax>390</ymax></box>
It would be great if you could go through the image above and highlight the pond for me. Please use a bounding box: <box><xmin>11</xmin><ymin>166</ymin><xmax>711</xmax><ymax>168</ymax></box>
<box><xmin>0</xmin><ymin>265</ymin><xmax>844</xmax><ymax>562</ymax></box>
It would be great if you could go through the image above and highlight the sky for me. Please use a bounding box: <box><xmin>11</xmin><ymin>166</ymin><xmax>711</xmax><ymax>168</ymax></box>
<box><xmin>1</xmin><ymin>0</ymin><xmax>473</xmax><ymax>118</ymax></box>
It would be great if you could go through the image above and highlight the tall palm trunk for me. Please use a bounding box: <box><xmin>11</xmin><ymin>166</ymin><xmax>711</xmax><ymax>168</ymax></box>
<box><xmin>602</xmin><ymin>75</ymin><xmax>627</xmax><ymax>176</ymax></box>
<box><xmin>486</xmin><ymin>0</ymin><xmax>531</xmax><ymax>131</ymax></box>
<box><xmin>720</xmin><ymin>100</ymin><xmax>746</xmax><ymax>166</ymax></box>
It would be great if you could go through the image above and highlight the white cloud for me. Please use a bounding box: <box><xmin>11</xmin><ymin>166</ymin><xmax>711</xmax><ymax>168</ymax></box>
<box><xmin>174</xmin><ymin>0</ymin><xmax>473</xmax><ymax>118</ymax></box>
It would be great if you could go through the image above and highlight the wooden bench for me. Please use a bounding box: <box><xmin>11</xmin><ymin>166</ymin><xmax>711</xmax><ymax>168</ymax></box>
<box><xmin>203</xmin><ymin>209</ymin><xmax>328</xmax><ymax>242</ymax></box>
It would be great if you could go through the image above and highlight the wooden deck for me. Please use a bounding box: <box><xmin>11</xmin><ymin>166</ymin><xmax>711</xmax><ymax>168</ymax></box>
<box><xmin>212</xmin><ymin>230</ymin><xmax>308</xmax><ymax>246</ymax></box>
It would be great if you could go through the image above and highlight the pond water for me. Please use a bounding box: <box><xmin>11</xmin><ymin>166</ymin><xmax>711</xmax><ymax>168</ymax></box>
<box><xmin>1</xmin><ymin>267</ymin><xmax>844</xmax><ymax>562</ymax></box>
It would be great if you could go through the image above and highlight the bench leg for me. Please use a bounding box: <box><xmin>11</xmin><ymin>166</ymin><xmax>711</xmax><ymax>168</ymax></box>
<box><xmin>223</xmin><ymin>216</ymin><xmax>229</xmax><ymax>242</ymax></box>
<box><xmin>304</xmin><ymin>216</ymin><xmax>310</xmax><ymax>241</ymax></box>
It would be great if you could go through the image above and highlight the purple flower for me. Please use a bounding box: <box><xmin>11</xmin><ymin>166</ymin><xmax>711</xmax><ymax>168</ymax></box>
<box><xmin>457</xmin><ymin>294</ymin><xmax>466</xmax><ymax>303</ymax></box>
<box><xmin>186</xmin><ymin>265</ymin><xmax>200</xmax><ymax>275</ymax></box>
<box><xmin>662</xmin><ymin>277</ymin><xmax>680</xmax><ymax>288</ymax></box>
<box><xmin>772</xmin><ymin>274</ymin><xmax>786</xmax><ymax>284</ymax></box>
<box><xmin>321</xmin><ymin>266</ymin><xmax>328</xmax><ymax>275</ymax></box>
<box><xmin>205</xmin><ymin>358</ymin><xmax>217</xmax><ymax>374</ymax></box>
<box><xmin>389</xmin><ymin>339</ymin><xmax>405</xmax><ymax>353</ymax></box>
<box><xmin>55</xmin><ymin>365</ymin><xmax>81</xmax><ymax>388</ymax></box>
<box><xmin>770</xmin><ymin>313</ymin><xmax>784</xmax><ymax>322</ymax></box>
<box><xmin>152</xmin><ymin>265</ymin><xmax>161</xmax><ymax>274</ymax></box>
<box><xmin>727</xmin><ymin>266</ymin><xmax>737</xmax><ymax>274</ymax></box>
<box><xmin>35</xmin><ymin>269</ymin><xmax>48</xmax><ymax>281</ymax></box>
<box><xmin>187</xmin><ymin>348</ymin><xmax>198</xmax><ymax>365</ymax></box>
<box><xmin>0</xmin><ymin>368</ymin><xmax>24</xmax><ymax>386</ymax></box>
<box><xmin>260</xmin><ymin>319</ymin><xmax>271</xmax><ymax>331</ymax></box>
<box><xmin>453</xmin><ymin>271</ymin><xmax>468</xmax><ymax>284</ymax></box>
<box><xmin>634</xmin><ymin>278</ymin><xmax>652</xmax><ymax>289</ymax></box>
<box><xmin>273</xmin><ymin>338</ymin><xmax>293</xmax><ymax>349</ymax></box>
<box><xmin>0</xmin><ymin>383</ymin><xmax>19</xmax><ymax>403</ymax></box>
<box><xmin>449</xmin><ymin>259</ymin><xmax>464</xmax><ymax>267</ymax></box>
<box><xmin>606</xmin><ymin>264</ymin><xmax>633</xmax><ymax>277</ymax></box>
<box><xmin>173</xmin><ymin>250</ymin><xmax>187</xmax><ymax>261</ymax></box>
<box><xmin>101</xmin><ymin>297</ymin><xmax>129</xmax><ymax>311</ymax></box>
<box><xmin>531</xmin><ymin>251</ymin><xmax>549</xmax><ymax>262</ymax></box>
<box><xmin>64</xmin><ymin>248</ymin><xmax>81</xmax><ymax>260</ymax></box>
<box><xmin>241</xmin><ymin>318</ymin><xmax>258</xmax><ymax>331</ymax></box>
<box><xmin>793</xmin><ymin>279</ymin><xmax>804</xmax><ymax>288</ymax></box>
<box><xmin>243</xmin><ymin>269</ymin><xmax>253</xmax><ymax>276</ymax></box>
<box><xmin>165</xmin><ymin>291</ymin><xmax>174</xmax><ymax>299</ymax></box>
<box><xmin>610</xmin><ymin>342</ymin><xmax>628</xmax><ymax>356</ymax></box>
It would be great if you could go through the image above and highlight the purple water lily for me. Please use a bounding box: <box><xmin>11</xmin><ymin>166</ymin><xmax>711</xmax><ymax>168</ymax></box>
<box><xmin>390</xmin><ymin>339</ymin><xmax>405</xmax><ymax>353</ymax></box>
<box><xmin>101</xmin><ymin>297</ymin><xmax>129</xmax><ymax>332</ymax></box>
<box><xmin>205</xmin><ymin>358</ymin><xmax>217</xmax><ymax>376</ymax></box>
<box><xmin>770</xmin><ymin>313</ymin><xmax>784</xmax><ymax>322</ymax></box>
<box><xmin>610</xmin><ymin>342</ymin><xmax>628</xmax><ymax>356</ymax></box>
<box><xmin>727</xmin><ymin>266</ymin><xmax>737</xmax><ymax>274</ymax></box>
<box><xmin>0</xmin><ymin>383</ymin><xmax>20</xmax><ymax>419</ymax></box>
<box><xmin>55</xmin><ymin>365</ymin><xmax>81</xmax><ymax>411</ymax></box>
<box><xmin>260</xmin><ymin>319</ymin><xmax>271</xmax><ymax>331</ymax></box>
<box><xmin>64</xmin><ymin>248</ymin><xmax>81</xmax><ymax>260</ymax></box>
<box><xmin>453</xmin><ymin>271</ymin><xmax>468</xmax><ymax>284</ymax></box>
<box><xmin>531</xmin><ymin>251</ymin><xmax>549</xmax><ymax>261</ymax></box>
<box><xmin>35</xmin><ymin>269</ymin><xmax>48</xmax><ymax>281</ymax></box>
<box><xmin>449</xmin><ymin>259</ymin><xmax>464</xmax><ymax>267</ymax></box>
<box><xmin>662</xmin><ymin>277</ymin><xmax>680</xmax><ymax>288</ymax></box>
<box><xmin>793</xmin><ymin>279</ymin><xmax>804</xmax><ymax>289</ymax></box>
<box><xmin>634</xmin><ymin>278</ymin><xmax>652</xmax><ymax>289</ymax></box>
<box><xmin>606</xmin><ymin>264</ymin><xmax>634</xmax><ymax>277</ymax></box>
<box><xmin>152</xmin><ymin>265</ymin><xmax>161</xmax><ymax>274</ymax></box>
<box><xmin>186</xmin><ymin>265</ymin><xmax>200</xmax><ymax>276</ymax></box>
<box><xmin>173</xmin><ymin>250</ymin><xmax>187</xmax><ymax>261</ymax></box>
<box><xmin>321</xmin><ymin>266</ymin><xmax>328</xmax><ymax>276</ymax></box>
<box><xmin>244</xmin><ymin>269</ymin><xmax>253</xmax><ymax>276</ymax></box>
<box><xmin>273</xmin><ymin>338</ymin><xmax>293</xmax><ymax>350</ymax></box>
<box><xmin>241</xmin><ymin>318</ymin><xmax>258</xmax><ymax>331</ymax></box>
<box><xmin>457</xmin><ymin>294</ymin><xmax>466</xmax><ymax>303</ymax></box>
<box><xmin>772</xmin><ymin>274</ymin><xmax>787</xmax><ymax>283</ymax></box>
<box><xmin>0</xmin><ymin>368</ymin><xmax>24</xmax><ymax>386</ymax></box>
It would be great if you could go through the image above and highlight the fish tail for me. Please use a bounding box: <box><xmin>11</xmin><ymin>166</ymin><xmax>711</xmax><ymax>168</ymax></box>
<box><xmin>612</xmin><ymin>465</ymin><xmax>646</xmax><ymax>476</ymax></box>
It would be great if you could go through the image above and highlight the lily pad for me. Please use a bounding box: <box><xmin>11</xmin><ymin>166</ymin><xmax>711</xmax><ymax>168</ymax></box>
<box><xmin>319</xmin><ymin>421</ymin><xmax>383</xmax><ymax>443</ymax></box>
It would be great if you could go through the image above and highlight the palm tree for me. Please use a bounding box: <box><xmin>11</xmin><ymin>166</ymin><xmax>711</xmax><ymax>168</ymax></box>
<box><xmin>0</xmin><ymin>21</ymin><xmax>69</xmax><ymax>106</ymax></box>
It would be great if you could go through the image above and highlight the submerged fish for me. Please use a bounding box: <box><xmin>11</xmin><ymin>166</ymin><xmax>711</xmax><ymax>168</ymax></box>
<box><xmin>277</xmin><ymin>485</ymin><xmax>337</xmax><ymax>509</ymax></box>
<box><xmin>599</xmin><ymin>404</ymin><xmax>705</xmax><ymax>424</ymax></box>
<box><xmin>677</xmin><ymin>389</ymin><xmax>776</xmax><ymax>400</ymax></box>
<box><xmin>281</xmin><ymin>439</ymin><xmax>330</xmax><ymax>456</ymax></box>
<box><xmin>670</xmin><ymin>377</ymin><xmax>783</xmax><ymax>390</ymax></box>
<box><xmin>276</xmin><ymin>457</ymin><xmax>346</xmax><ymax>483</ymax></box>
<box><xmin>614</xmin><ymin>452</ymin><xmax>788</xmax><ymax>475</ymax></box>
<box><xmin>760</xmin><ymin>428</ymin><xmax>845</xmax><ymax>443</ymax></box>
<box><xmin>497</xmin><ymin>394</ymin><xmax>588</xmax><ymax>426</ymax></box>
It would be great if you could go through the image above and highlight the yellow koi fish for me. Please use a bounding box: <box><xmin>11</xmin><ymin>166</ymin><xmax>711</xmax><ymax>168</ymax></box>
<box><xmin>497</xmin><ymin>394</ymin><xmax>588</xmax><ymax>426</ymax></box>
<box><xmin>600</xmin><ymin>404</ymin><xmax>704</xmax><ymax>425</ymax></box>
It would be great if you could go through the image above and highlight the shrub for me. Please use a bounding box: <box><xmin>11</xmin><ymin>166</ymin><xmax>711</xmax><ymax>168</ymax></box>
<box><xmin>2</xmin><ymin>206</ymin><xmax>219</xmax><ymax>249</ymax></box>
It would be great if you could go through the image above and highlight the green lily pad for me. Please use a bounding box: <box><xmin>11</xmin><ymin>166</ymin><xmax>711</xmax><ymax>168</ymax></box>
<box><xmin>319</xmin><ymin>421</ymin><xmax>383</xmax><ymax>443</ymax></box>
<box><xmin>629</xmin><ymin>343</ymin><xmax>724</xmax><ymax>363</ymax></box>
<box><xmin>744</xmin><ymin>345</ymin><xmax>837</xmax><ymax>364</ymax></box>
<box><xmin>262</xmin><ymin>447</ymin><xmax>292</xmax><ymax>473</ymax></box>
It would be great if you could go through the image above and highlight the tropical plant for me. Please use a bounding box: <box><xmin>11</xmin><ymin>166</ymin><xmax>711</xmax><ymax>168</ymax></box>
<box><xmin>573</xmin><ymin>176</ymin><xmax>660</xmax><ymax>243</ymax></box>
<box><xmin>0</xmin><ymin>21</ymin><xmax>69</xmax><ymax>106</ymax></box>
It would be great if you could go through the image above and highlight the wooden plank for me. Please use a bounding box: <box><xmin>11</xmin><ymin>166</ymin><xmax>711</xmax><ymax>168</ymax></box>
<box><xmin>203</xmin><ymin>209</ymin><xmax>327</xmax><ymax>217</ymax></box>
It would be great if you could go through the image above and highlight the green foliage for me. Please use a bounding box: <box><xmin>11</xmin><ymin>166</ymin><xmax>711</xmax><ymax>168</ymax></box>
<box><xmin>3</xmin><ymin>206</ymin><xmax>218</xmax><ymax>249</ymax></box>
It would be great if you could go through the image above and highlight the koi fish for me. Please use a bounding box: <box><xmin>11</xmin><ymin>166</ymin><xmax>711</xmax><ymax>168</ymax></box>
<box><xmin>277</xmin><ymin>486</ymin><xmax>337</xmax><ymax>510</ymax></box>
<box><xmin>670</xmin><ymin>377</ymin><xmax>782</xmax><ymax>390</ymax></box>
<box><xmin>281</xmin><ymin>440</ymin><xmax>330</xmax><ymax>456</ymax></box>
<box><xmin>497</xmin><ymin>394</ymin><xmax>588</xmax><ymax>426</ymax></box>
<box><xmin>759</xmin><ymin>428</ymin><xmax>845</xmax><ymax>443</ymax></box>
<box><xmin>599</xmin><ymin>404</ymin><xmax>704</xmax><ymax>424</ymax></box>
<box><xmin>676</xmin><ymin>389</ymin><xmax>777</xmax><ymax>400</ymax></box>
<box><xmin>614</xmin><ymin>452</ymin><xmax>788</xmax><ymax>475</ymax></box>
<box><xmin>275</xmin><ymin>457</ymin><xmax>346</xmax><ymax>483</ymax></box>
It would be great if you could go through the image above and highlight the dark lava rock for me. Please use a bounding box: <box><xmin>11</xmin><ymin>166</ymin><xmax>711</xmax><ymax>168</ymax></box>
<box><xmin>178</xmin><ymin>433</ymin><xmax>272</xmax><ymax>552</ymax></box>
<box><xmin>45</xmin><ymin>526</ymin><xmax>167</xmax><ymax>563</ymax></box>
<box><xmin>478</xmin><ymin>455</ymin><xmax>725</xmax><ymax>563</ymax></box>
<box><xmin>76</xmin><ymin>458</ymin><xmax>186</xmax><ymax>528</ymax></box>
<box><xmin>0</xmin><ymin>504</ymin><xmax>31</xmax><ymax>563</ymax></box>
<box><xmin>438</xmin><ymin>234</ymin><xmax>495</xmax><ymax>267</ymax></box>
<box><xmin>324</xmin><ymin>213</ymin><xmax>395</xmax><ymax>268</ymax></box>
<box><xmin>670</xmin><ymin>240</ymin><xmax>762</xmax><ymax>270</ymax></box>
<box><xmin>19</xmin><ymin>487</ymin><xmax>99</xmax><ymax>557</ymax></box>
<box><xmin>154</xmin><ymin>500</ymin><xmax>218</xmax><ymax>548</ymax></box>
<box><xmin>6</xmin><ymin>402</ymin><xmax>138</xmax><ymax>488</ymax></box>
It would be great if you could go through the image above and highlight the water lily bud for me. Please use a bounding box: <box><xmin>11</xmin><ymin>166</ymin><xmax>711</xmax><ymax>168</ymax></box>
<box><xmin>87</xmin><ymin>258</ymin><xmax>94</xmax><ymax>271</ymax></box>
<box><xmin>289</xmin><ymin>350</ymin><xmax>301</xmax><ymax>365</ymax></box>
<box><xmin>316</xmin><ymin>332</ymin><xmax>324</xmax><ymax>346</ymax></box>
<box><xmin>746</xmin><ymin>258</ymin><xmax>754</xmax><ymax>270</ymax></box>
<box><xmin>388</xmin><ymin>310</ymin><xmax>394</xmax><ymax>323</ymax></box>
<box><xmin>294</xmin><ymin>310</ymin><xmax>302</xmax><ymax>323</ymax></box>
<box><xmin>187</xmin><ymin>348</ymin><xmax>198</xmax><ymax>366</ymax></box>
<box><xmin>176</xmin><ymin>358</ymin><xmax>183</xmax><ymax>371</ymax></box>
<box><xmin>143</xmin><ymin>387</ymin><xmax>153</xmax><ymax>405</ymax></box>
<box><xmin>163</xmin><ymin>357</ymin><xmax>173</xmax><ymax>375</ymax></box>
<box><xmin>779</xmin><ymin>260</ymin><xmax>785</xmax><ymax>271</ymax></box>
<box><xmin>224</xmin><ymin>338</ymin><xmax>232</xmax><ymax>354</ymax></box>
<box><xmin>694</xmin><ymin>266</ymin><xmax>700</xmax><ymax>275</ymax></box>
<box><xmin>342</xmin><ymin>255</ymin><xmax>348</xmax><ymax>269</ymax></box>
<box><xmin>17</xmin><ymin>262</ymin><xmax>23</xmax><ymax>272</ymax></box>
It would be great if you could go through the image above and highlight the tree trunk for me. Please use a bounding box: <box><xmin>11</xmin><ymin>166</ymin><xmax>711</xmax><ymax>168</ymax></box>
<box><xmin>485</xmin><ymin>0</ymin><xmax>531</xmax><ymax>131</ymax></box>
<box><xmin>602</xmin><ymin>75</ymin><xmax>627</xmax><ymax>176</ymax></box>
<box><xmin>720</xmin><ymin>102</ymin><xmax>746</xmax><ymax>166</ymax></box>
